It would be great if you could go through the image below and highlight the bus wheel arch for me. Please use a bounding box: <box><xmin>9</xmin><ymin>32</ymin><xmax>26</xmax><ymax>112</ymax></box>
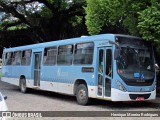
<box><xmin>74</xmin><ymin>79</ymin><xmax>87</xmax><ymax>95</ymax></box>
<box><xmin>74</xmin><ymin>79</ymin><xmax>90</xmax><ymax>105</ymax></box>
<box><xmin>19</xmin><ymin>75</ymin><xmax>27</xmax><ymax>93</ymax></box>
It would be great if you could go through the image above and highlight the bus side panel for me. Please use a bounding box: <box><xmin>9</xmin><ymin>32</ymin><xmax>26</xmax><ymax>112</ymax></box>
<box><xmin>40</xmin><ymin>66</ymin><xmax>96</xmax><ymax>97</ymax></box>
<box><xmin>2</xmin><ymin>65</ymin><xmax>32</xmax><ymax>86</ymax></box>
<box><xmin>1</xmin><ymin>66</ymin><xmax>16</xmax><ymax>85</ymax></box>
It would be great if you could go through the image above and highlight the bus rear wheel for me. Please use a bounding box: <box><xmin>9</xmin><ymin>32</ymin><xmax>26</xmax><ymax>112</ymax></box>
<box><xmin>76</xmin><ymin>84</ymin><xmax>90</xmax><ymax>105</ymax></box>
<box><xmin>20</xmin><ymin>78</ymin><xmax>27</xmax><ymax>93</ymax></box>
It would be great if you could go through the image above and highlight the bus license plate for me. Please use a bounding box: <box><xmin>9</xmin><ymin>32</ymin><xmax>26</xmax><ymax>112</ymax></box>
<box><xmin>136</xmin><ymin>97</ymin><xmax>144</xmax><ymax>101</ymax></box>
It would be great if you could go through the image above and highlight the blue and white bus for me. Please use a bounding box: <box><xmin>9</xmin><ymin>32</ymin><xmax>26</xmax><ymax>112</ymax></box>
<box><xmin>2</xmin><ymin>34</ymin><xmax>156</xmax><ymax>105</ymax></box>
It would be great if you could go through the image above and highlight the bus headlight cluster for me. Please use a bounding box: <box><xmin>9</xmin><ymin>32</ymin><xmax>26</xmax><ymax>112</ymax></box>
<box><xmin>153</xmin><ymin>84</ymin><xmax>156</xmax><ymax>91</ymax></box>
<box><xmin>116</xmin><ymin>80</ymin><xmax>127</xmax><ymax>92</ymax></box>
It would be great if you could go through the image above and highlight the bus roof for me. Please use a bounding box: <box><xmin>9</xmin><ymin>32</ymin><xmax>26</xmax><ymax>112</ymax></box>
<box><xmin>3</xmin><ymin>34</ymin><xmax>140</xmax><ymax>52</ymax></box>
<box><xmin>114</xmin><ymin>34</ymin><xmax>142</xmax><ymax>40</ymax></box>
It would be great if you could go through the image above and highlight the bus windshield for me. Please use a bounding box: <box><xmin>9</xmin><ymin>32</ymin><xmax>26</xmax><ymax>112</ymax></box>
<box><xmin>116</xmin><ymin>36</ymin><xmax>155</xmax><ymax>86</ymax></box>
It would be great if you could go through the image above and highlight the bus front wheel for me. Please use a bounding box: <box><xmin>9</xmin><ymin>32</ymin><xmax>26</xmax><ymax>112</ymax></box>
<box><xmin>20</xmin><ymin>78</ymin><xmax>27</xmax><ymax>93</ymax></box>
<box><xmin>76</xmin><ymin>84</ymin><xmax>90</xmax><ymax>105</ymax></box>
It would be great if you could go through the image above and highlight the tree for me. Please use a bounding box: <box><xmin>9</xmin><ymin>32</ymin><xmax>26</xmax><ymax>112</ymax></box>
<box><xmin>85</xmin><ymin>0</ymin><xmax>154</xmax><ymax>36</ymax></box>
<box><xmin>138</xmin><ymin>0</ymin><xmax>160</xmax><ymax>44</ymax></box>
<box><xmin>0</xmin><ymin>0</ymin><xmax>87</xmax><ymax>43</ymax></box>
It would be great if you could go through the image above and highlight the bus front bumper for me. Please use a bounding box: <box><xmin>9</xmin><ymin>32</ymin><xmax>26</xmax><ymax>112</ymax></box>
<box><xmin>111</xmin><ymin>88</ymin><xmax>156</xmax><ymax>101</ymax></box>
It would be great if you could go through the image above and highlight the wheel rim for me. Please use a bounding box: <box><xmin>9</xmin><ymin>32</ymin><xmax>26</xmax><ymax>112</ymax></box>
<box><xmin>78</xmin><ymin>89</ymin><xmax>87</xmax><ymax>100</ymax></box>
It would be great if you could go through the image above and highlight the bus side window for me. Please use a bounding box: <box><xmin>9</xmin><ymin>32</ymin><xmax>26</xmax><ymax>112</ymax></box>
<box><xmin>21</xmin><ymin>50</ymin><xmax>32</xmax><ymax>65</ymax></box>
<box><xmin>44</xmin><ymin>47</ymin><xmax>57</xmax><ymax>65</ymax></box>
<box><xmin>57</xmin><ymin>45</ymin><xmax>73</xmax><ymax>65</ymax></box>
<box><xmin>12</xmin><ymin>51</ymin><xmax>21</xmax><ymax>65</ymax></box>
<box><xmin>5</xmin><ymin>52</ymin><xmax>13</xmax><ymax>65</ymax></box>
<box><xmin>74</xmin><ymin>42</ymin><xmax>94</xmax><ymax>65</ymax></box>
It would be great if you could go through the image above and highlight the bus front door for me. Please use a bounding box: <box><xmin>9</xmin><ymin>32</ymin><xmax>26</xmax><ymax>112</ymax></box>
<box><xmin>33</xmin><ymin>52</ymin><xmax>42</xmax><ymax>86</ymax></box>
<box><xmin>97</xmin><ymin>48</ymin><xmax>112</xmax><ymax>98</ymax></box>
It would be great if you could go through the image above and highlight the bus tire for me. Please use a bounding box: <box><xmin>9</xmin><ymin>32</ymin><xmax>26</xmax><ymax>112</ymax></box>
<box><xmin>76</xmin><ymin>84</ymin><xmax>90</xmax><ymax>105</ymax></box>
<box><xmin>20</xmin><ymin>78</ymin><xmax>27</xmax><ymax>93</ymax></box>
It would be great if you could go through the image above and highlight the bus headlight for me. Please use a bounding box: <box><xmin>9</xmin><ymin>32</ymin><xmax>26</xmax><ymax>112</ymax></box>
<box><xmin>152</xmin><ymin>84</ymin><xmax>156</xmax><ymax>91</ymax></box>
<box><xmin>116</xmin><ymin>80</ymin><xmax>127</xmax><ymax>92</ymax></box>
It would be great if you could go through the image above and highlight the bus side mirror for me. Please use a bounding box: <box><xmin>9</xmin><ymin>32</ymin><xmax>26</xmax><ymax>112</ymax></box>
<box><xmin>114</xmin><ymin>49</ymin><xmax>120</xmax><ymax>60</ymax></box>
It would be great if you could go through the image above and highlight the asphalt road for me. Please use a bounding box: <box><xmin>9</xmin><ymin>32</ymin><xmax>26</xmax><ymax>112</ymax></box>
<box><xmin>0</xmin><ymin>79</ymin><xmax>160</xmax><ymax>119</ymax></box>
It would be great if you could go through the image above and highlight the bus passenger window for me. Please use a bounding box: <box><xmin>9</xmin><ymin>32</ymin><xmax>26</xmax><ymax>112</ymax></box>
<box><xmin>12</xmin><ymin>51</ymin><xmax>21</xmax><ymax>65</ymax></box>
<box><xmin>74</xmin><ymin>42</ymin><xmax>94</xmax><ymax>65</ymax></box>
<box><xmin>44</xmin><ymin>47</ymin><xmax>57</xmax><ymax>65</ymax></box>
<box><xmin>5</xmin><ymin>52</ymin><xmax>13</xmax><ymax>65</ymax></box>
<box><xmin>21</xmin><ymin>50</ymin><xmax>32</xmax><ymax>65</ymax></box>
<box><xmin>57</xmin><ymin>45</ymin><xmax>73</xmax><ymax>65</ymax></box>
